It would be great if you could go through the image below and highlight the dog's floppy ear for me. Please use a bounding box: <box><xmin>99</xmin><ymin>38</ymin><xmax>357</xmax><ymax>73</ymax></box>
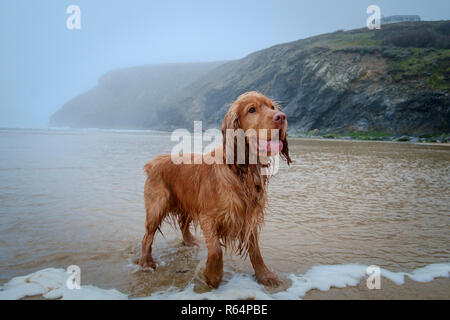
<box><xmin>222</xmin><ymin>111</ymin><xmax>240</xmax><ymax>164</ymax></box>
<box><xmin>280</xmin><ymin>135</ymin><xmax>292</xmax><ymax>165</ymax></box>
<box><xmin>275</xmin><ymin>105</ymin><xmax>291</xmax><ymax>166</ymax></box>
<box><xmin>222</xmin><ymin>110</ymin><xmax>240</xmax><ymax>132</ymax></box>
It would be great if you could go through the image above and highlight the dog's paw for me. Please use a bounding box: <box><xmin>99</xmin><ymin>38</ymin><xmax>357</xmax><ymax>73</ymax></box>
<box><xmin>255</xmin><ymin>271</ymin><xmax>281</xmax><ymax>287</ymax></box>
<box><xmin>203</xmin><ymin>271</ymin><xmax>223</xmax><ymax>289</ymax></box>
<box><xmin>138</xmin><ymin>258</ymin><xmax>157</xmax><ymax>270</ymax></box>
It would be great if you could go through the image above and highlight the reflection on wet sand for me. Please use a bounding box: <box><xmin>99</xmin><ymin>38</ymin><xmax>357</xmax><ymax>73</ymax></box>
<box><xmin>0</xmin><ymin>130</ymin><xmax>448</xmax><ymax>299</ymax></box>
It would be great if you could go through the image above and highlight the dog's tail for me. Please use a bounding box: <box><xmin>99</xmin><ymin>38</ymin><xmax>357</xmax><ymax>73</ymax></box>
<box><xmin>143</xmin><ymin>160</ymin><xmax>167</xmax><ymax>239</ymax></box>
<box><xmin>143</xmin><ymin>162</ymin><xmax>153</xmax><ymax>176</ymax></box>
<box><xmin>144</xmin><ymin>155</ymin><xmax>169</xmax><ymax>177</ymax></box>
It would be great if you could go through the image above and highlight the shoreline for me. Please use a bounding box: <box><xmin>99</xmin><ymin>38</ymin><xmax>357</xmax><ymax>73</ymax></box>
<box><xmin>2</xmin><ymin>127</ymin><xmax>449</xmax><ymax>147</ymax></box>
<box><xmin>289</xmin><ymin>135</ymin><xmax>450</xmax><ymax>147</ymax></box>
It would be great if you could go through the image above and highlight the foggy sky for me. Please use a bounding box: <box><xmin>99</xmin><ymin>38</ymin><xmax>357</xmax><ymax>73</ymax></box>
<box><xmin>1</xmin><ymin>0</ymin><xmax>449</xmax><ymax>128</ymax></box>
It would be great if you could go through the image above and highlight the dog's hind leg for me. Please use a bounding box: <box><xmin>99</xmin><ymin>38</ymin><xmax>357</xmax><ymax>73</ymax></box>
<box><xmin>138</xmin><ymin>177</ymin><xmax>169</xmax><ymax>269</ymax></box>
<box><xmin>178</xmin><ymin>215</ymin><xmax>199</xmax><ymax>247</ymax></box>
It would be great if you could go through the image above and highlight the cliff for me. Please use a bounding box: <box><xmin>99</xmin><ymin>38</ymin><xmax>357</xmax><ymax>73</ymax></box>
<box><xmin>50</xmin><ymin>21</ymin><xmax>450</xmax><ymax>135</ymax></box>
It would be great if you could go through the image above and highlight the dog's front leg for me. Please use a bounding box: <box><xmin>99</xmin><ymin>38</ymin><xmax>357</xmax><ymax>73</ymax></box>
<box><xmin>248</xmin><ymin>230</ymin><xmax>281</xmax><ymax>287</ymax></box>
<box><xmin>199</xmin><ymin>216</ymin><xmax>223</xmax><ymax>288</ymax></box>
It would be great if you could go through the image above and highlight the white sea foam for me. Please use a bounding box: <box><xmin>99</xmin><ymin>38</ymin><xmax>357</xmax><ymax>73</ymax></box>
<box><xmin>0</xmin><ymin>263</ymin><xmax>449</xmax><ymax>300</ymax></box>
<box><xmin>0</xmin><ymin>268</ymin><xmax>127</xmax><ymax>300</ymax></box>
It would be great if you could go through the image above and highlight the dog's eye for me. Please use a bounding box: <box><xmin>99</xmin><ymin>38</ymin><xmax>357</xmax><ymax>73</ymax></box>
<box><xmin>271</xmin><ymin>105</ymin><xmax>275</xmax><ymax>110</ymax></box>
<box><xmin>248</xmin><ymin>107</ymin><xmax>256</xmax><ymax>113</ymax></box>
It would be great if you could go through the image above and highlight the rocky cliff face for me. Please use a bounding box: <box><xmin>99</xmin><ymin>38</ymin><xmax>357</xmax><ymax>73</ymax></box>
<box><xmin>278</xmin><ymin>46</ymin><xmax>449</xmax><ymax>135</ymax></box>
<box><xmin>50</xmin><ymin>21</ymin><xmax>450</xmax><ymax>135</ymax></box>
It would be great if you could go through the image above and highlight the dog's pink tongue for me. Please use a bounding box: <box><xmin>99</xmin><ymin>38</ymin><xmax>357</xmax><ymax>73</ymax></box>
<box><xmin>259</xmin><ymin>139</ymin><xmax>283</xmax><ymax>153</ymax></box>
<box><xmin>269</xmin><ymin>140</ymin><xmax>283</xmax><ymax>153</ymax></box>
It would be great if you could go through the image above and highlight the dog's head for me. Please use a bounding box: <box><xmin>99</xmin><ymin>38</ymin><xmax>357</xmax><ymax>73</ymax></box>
<box><xmin>221</xmin><ymin>91</ymin><xmax>292</xmax><ymax>168</ymax></box>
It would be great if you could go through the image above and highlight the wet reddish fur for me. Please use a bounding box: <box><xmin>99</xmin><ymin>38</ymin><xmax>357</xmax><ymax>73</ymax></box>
<box><xmin>139</xmin><ymin>91</ymin><xmax>291</xmax><ymax>288</ymax></box>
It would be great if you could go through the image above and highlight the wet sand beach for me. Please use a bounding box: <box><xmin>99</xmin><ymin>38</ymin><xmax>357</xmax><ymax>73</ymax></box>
<box><xmin>0</xmin><ymin>129</ymin><xmax>448</xmax><ymax>299</ymax></box>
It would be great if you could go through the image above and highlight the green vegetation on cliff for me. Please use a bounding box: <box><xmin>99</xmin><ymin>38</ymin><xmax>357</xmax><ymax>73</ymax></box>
<box><xmin>51</xmin><ymin>21</ymin><xmax>450</xmax><ymax>135</ymax></box>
